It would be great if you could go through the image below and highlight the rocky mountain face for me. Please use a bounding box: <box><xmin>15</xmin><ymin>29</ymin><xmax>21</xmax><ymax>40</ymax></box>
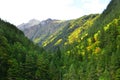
<box><xmin>17</xmin><ymin>18</ymin><xmax>69</xmax><ymax>45</ymax></box>
<box><xmin>18</xmin><ymin>19</ymin><xmax>40</xmax><ymax>30</ymax></box>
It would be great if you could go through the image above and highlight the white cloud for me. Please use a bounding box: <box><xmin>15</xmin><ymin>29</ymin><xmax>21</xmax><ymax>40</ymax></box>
<box><xmin>0</xmin><ymin>0</ymin><xmax>110</xmax><ymax>25</ymax></box>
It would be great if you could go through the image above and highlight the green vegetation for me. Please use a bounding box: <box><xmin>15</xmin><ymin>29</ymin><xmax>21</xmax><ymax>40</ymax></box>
<box><xmin>0</xmin><ymin>19</ymin><xmax>50</xmax><ymax>80</ymax></box>
<box><xmin>0</xmin><ymin>0</ymin><xmax>120</xmax><ymax>80</ymax></box>
<box><xmin>44</xmin><ymin>14</ymin><xmax>99</xmax><ymax>51</ymax></box>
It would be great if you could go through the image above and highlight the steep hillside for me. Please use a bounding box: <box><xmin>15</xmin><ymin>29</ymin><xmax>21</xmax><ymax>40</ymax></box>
<box><xmin>88</xmin><ymin>0</ymin><xmax>120</xmax><ymax>35</ymax></box>
<box><xmin>44</xmin><ymin>0</ymin><xmax>120</xmax><ymax>51</ymax></box>
<box><xmin>43</xmin><ymin>14</ymin><xmax>99</xmax><ymax>50</ymax></box>
<box><xmin>18</xmin><ymin>18</ymin><xmax>69</xmax><ymax>45</ymax></box>
<box><xmin>48</xmin><ymin>0</ymin><xmax>120</xmax><ymax>79</ymax></box>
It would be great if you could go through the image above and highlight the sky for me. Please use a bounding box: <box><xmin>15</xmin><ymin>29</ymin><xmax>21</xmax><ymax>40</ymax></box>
<box><xmin>0</xmin><ymin>0</ymin><xmax>111</xmax><ymax>25</ymax></box>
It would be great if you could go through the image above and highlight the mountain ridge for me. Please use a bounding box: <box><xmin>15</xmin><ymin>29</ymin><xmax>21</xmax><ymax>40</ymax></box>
<box><xmin>17</xmin><ymin>19</ymin><xmax>40</xmax><ymax>30</ymax></box>
<box><xmin>17</xmin><ymin>18</ymin><xmax>69</xmax><ymax>45</ymax></box>
<box><xmin>17</xmin><ymin>14</ymin><xmax>99</xmax><ymax>49</ymax></box>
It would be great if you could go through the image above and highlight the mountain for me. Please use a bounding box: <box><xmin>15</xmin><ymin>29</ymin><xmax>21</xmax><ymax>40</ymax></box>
<box><xmin>88</xmin><ymin>0</ymin><xmax>120</xmax><ymax>35</ymax></box>
<box><xmin>18</xmin><ymin>18</ymin><xmax>69</xmax><ymax>45</ymax></box>
<box><xmin>43</xmin><ymin>14</ymin><xmax>99</xmax><ymax>50</ymax></box>
<box><xmin>1</xmin><ymin>0</ymin><xmax>120</xmax><ymax>80</ymax></box>
<box><xmin>17</xmin><ymin>15</ymin><xmax>99</xmax><ymax>49</ymax></box>
<box><xmin>52</xmin><ymin>0</ymin><xmax>120</xmax><ymax>79</ymax></box>
<box><xmin>37</xmin><ymin>0</ymin><xmax>120</xmax><ymax>51</ymax></box>
<box><xmin>17</xmin><ymin>19</ymin><xmax>40</xmax><ymax>31</ymax></box>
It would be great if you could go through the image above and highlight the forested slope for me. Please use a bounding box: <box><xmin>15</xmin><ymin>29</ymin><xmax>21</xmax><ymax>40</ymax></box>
<box><xmin>0</xmin><ymin>19</ymin><xmax>51</xmax><ymax>80</ymax></box>
<box><xmin>43</xmin><ymin>0</ymin><xmax>120</xmax><ymax>79</ymax></box>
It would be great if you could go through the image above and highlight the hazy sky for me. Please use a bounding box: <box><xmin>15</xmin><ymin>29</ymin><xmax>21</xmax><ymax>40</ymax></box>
<box><xmin>0</xmin><ymin>0</ymin><xmax>111</xmax><ymax>25</ymax></box>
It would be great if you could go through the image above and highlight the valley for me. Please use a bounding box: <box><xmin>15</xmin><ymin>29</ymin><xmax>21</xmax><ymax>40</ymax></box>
<box><xmin>0</xmin><ymin>0</ymin><xmax>120</xmax><ymax>80</ymax></box>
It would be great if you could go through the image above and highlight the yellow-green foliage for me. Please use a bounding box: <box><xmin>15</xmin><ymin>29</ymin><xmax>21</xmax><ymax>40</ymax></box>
<box><xmin>43</xmin><ymin>42</ymin><xmax>47</xmax><ymax>47</ymax></box>
<box><xmin>87</xmin><ymin>38</ymin><xmax>92</xmax><ymax>45</ymax></box>
<box><xmin>68</xmin><ymin>27</ymin><xmax>81</xmax><ymax>44</ymax></box>
<box><xmin>42</xmin><ymin>35</ymin><xmax>56</xmax><ymax>47</ymax></box>
<box><xmin>67</xmin><ymin>15</ymin><xmax>98</xmax><ymax>44</ymax></box>
<box><xmin>34</xmin><ymin>38</ymin><xmax>41</xmax><ymax>44</ymax></box>
<box><xmin>54</xmin><ymin>39</ymin><xmax>62</xmax><ymax>46</ymax></box>
<box><xmin>94</xmin><ymin>31</ymin><xmax>100</xmax><ymax>41</ymax></box>
<box><xmin>104</xmin><ymin>24</ymin><xmax>110</xmax><ymax>31</ymax></box>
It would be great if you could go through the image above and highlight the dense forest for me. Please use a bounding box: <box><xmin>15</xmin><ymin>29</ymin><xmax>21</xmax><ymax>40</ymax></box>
<box><xmin>0</xmin><ymin>0</ymin><xmax>120</xmax><ymax>80</ymax></box>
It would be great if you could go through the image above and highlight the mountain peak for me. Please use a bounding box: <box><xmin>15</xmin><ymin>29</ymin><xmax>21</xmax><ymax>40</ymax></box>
<box><xmin>28</xmin><ymin>19</ymin><xmax>40</xmax><ymax>26</ymax></box>
<box><xmin>46</xmin><ymin>18</ymin><xmax>52</xmax><ymax>21</ymax></box>
<box><xmin>17</xmin><ymin>19</ymin><xmax>40</xmax><ymax>30</ymax></box>
<box><xmin>40</xmin><ymin>18</ymin><xmax>54</xmax><ymax>25</ymax></box>
<box><xmin>29</xmin><ymin>19</ymin><xmax>40</xmax><ymax>23</ymax></box>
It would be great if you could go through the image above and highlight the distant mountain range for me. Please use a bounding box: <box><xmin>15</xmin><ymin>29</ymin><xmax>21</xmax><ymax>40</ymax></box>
<box><xmin>17</xmin><ymin>15</ymin><xmax>99</xmax><ymax>50</ymax></box>
<box><xmin>18</xmin><ymin>0</ymin><xmax>120</xmax><ymax>52</ymax></box>
<box><xmin>17</xmin><ymin>18</ymin><xmax>70</xmax><ymax>46</ymax></box>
